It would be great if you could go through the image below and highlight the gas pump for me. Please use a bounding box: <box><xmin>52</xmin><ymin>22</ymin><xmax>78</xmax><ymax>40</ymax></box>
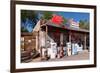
<box><xmin>50</xmin><ymin>43</ymin><xmax>57</xmax><ymax>59</ymax></box>
<box><xmin>66</xmin><ymin>42</ymin><xmax>72</xmax><ymax>56</ymax></box>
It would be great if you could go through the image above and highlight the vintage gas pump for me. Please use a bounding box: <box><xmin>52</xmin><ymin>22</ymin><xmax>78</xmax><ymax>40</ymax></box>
<box><xmin>59</xmin><ymin>44</ymin><xmax>64</xmax><ymax>58</ymax></box>
<box><xmin>50</xmin><ymin>43</ymin><xmax>57</xmax><ymax>59</ymax></box>
<box><xmin>66</xmin><ymin>42</ymin><xmax>72</xmax><ymax>56</ymax></box>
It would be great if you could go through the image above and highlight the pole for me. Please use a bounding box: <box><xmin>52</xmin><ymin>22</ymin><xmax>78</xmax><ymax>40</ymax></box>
<box><xmin>84</xmin><ymin>33</ymin><xmax>87</xmax><ymax>50</ymax></box>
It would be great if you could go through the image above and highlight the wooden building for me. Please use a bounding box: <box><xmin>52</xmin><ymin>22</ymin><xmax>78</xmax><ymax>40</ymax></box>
<box><xmin>35</xmin><ymin>20</ymin><xmax>89</xmax><ymax>58</ymax></box>
<box><xmin>21</xmin><ymin>19</ymin><xmax>89</xmax><ymax>60</ymax></box>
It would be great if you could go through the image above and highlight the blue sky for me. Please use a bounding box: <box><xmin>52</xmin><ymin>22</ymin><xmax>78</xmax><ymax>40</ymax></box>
<box><xmin>57</xmin><ymin>11</ymin><xmax>90</xmax><ymax>22</ymax></box>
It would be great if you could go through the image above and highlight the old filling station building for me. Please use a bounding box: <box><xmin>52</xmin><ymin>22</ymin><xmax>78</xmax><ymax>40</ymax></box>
<box><xmin>21</xmin><ymin>19</ymin><xmax>89</xmax><ymax>60</ymax></box>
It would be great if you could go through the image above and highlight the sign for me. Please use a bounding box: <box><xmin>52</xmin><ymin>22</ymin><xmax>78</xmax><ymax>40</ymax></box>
<box><xmin>71</xmin><ymin>22</ymin><xmax>79</xmax><ymax>28</ymax></box>
<box><xmin>51</xmin><ymin>14</ymin><xmax>63</xmax><ymax>24</ymax></box>
<box><xmin>68</xmin><ymin>18</ymin><xmax>79</xmax><ymax>28</ymax></box>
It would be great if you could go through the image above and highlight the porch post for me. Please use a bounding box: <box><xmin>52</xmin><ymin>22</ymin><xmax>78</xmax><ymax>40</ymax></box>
<box><xmin>45</xmin><ymin>25</ymin><xmax>48</xmax><ymax>58</ymax></box>
<box><xmin>39</xmin><ymin>20</ymin><xmax>42</xmax><ymax>60</ymax></box>
<box><xmin>37</xmin><ymin>31</ymin><xmax>39</xmax><ymax>51</ymax></box>
<box><xmin>36</xmin><ymin>32</ymin><xmax>39</xmax><ymax>51</ymax></box>
<box><xmin>60</xmin><ymin>33</ymin><xmax>64</xmax><ymax>58</ymax></box>
<box><xmin>84</xmin><ymin>33</ymin><xmax>87</xmax><ymax>50</ymax></box>
<box><xmin>69</xmin><ymin>31</ymin><xmax>71</xmax><ymax>42</ymax></box>
<box><xmin>68</xmin><ymin>31</ymin><xmax>72</xmax><ymax>56</ymax></box>
<box><xmin>36</xmin><ymin>33</ymin><xmax>38</xmax><ymax>50</ymax></box>
<box><xmin>60</xmin><ymin>33</ymin><xmax>63</xmax><ymax>44</ymax></box>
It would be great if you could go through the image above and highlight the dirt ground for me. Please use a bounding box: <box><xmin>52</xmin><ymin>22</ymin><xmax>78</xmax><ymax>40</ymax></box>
<box><xmin>30</xmin><ymin>50</ymin><xmax>89</xmax><ymax>62</ymax></box>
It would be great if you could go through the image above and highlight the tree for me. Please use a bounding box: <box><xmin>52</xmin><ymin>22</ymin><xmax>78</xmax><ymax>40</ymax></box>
<box><xmin>62</xmin><ymin>17</ymin><xmax>68</xmax><ymax>25</ymax></box>
<box><xmin>40</xmin><ymin>11</ymin><xmax>53</xmax><ymax>20</ymax></box>
<box><xmin>21</xmin><ymin>10</ymin><xmax>39</xmax><ymax>24</ymax></box>
<box><xmin>21</xmin><ymin>27</ymin><xmax>28</xmax><ymax>32</ymax></box>
<box><xmin>79</xmin><ymin>19</ymin><xmax>89</xmax><ymax>30</ymax></box>
<box><xmin>21</xmin><ymin>10</ymin><xmax>39</xmax><ymax>32</ymax></box>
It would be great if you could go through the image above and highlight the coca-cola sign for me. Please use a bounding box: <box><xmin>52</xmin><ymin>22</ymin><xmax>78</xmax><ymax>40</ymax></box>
<box><xmin>51</xmin><ymin>14</ymin><xmax>63</xmax><ymax>25</ymax></box>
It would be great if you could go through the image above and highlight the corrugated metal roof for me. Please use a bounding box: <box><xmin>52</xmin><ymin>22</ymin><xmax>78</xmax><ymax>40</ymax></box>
<box><xmin>45</xmin><ymin>21</ymin><xmax>89</xmax><ymax>33</ymax></box>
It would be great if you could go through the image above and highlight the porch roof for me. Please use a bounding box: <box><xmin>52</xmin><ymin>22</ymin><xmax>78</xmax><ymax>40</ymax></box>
<box><xmin>42</xmin><ymin>21</ymin><xmax>89</xmax><ymax>33</ymax></box>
